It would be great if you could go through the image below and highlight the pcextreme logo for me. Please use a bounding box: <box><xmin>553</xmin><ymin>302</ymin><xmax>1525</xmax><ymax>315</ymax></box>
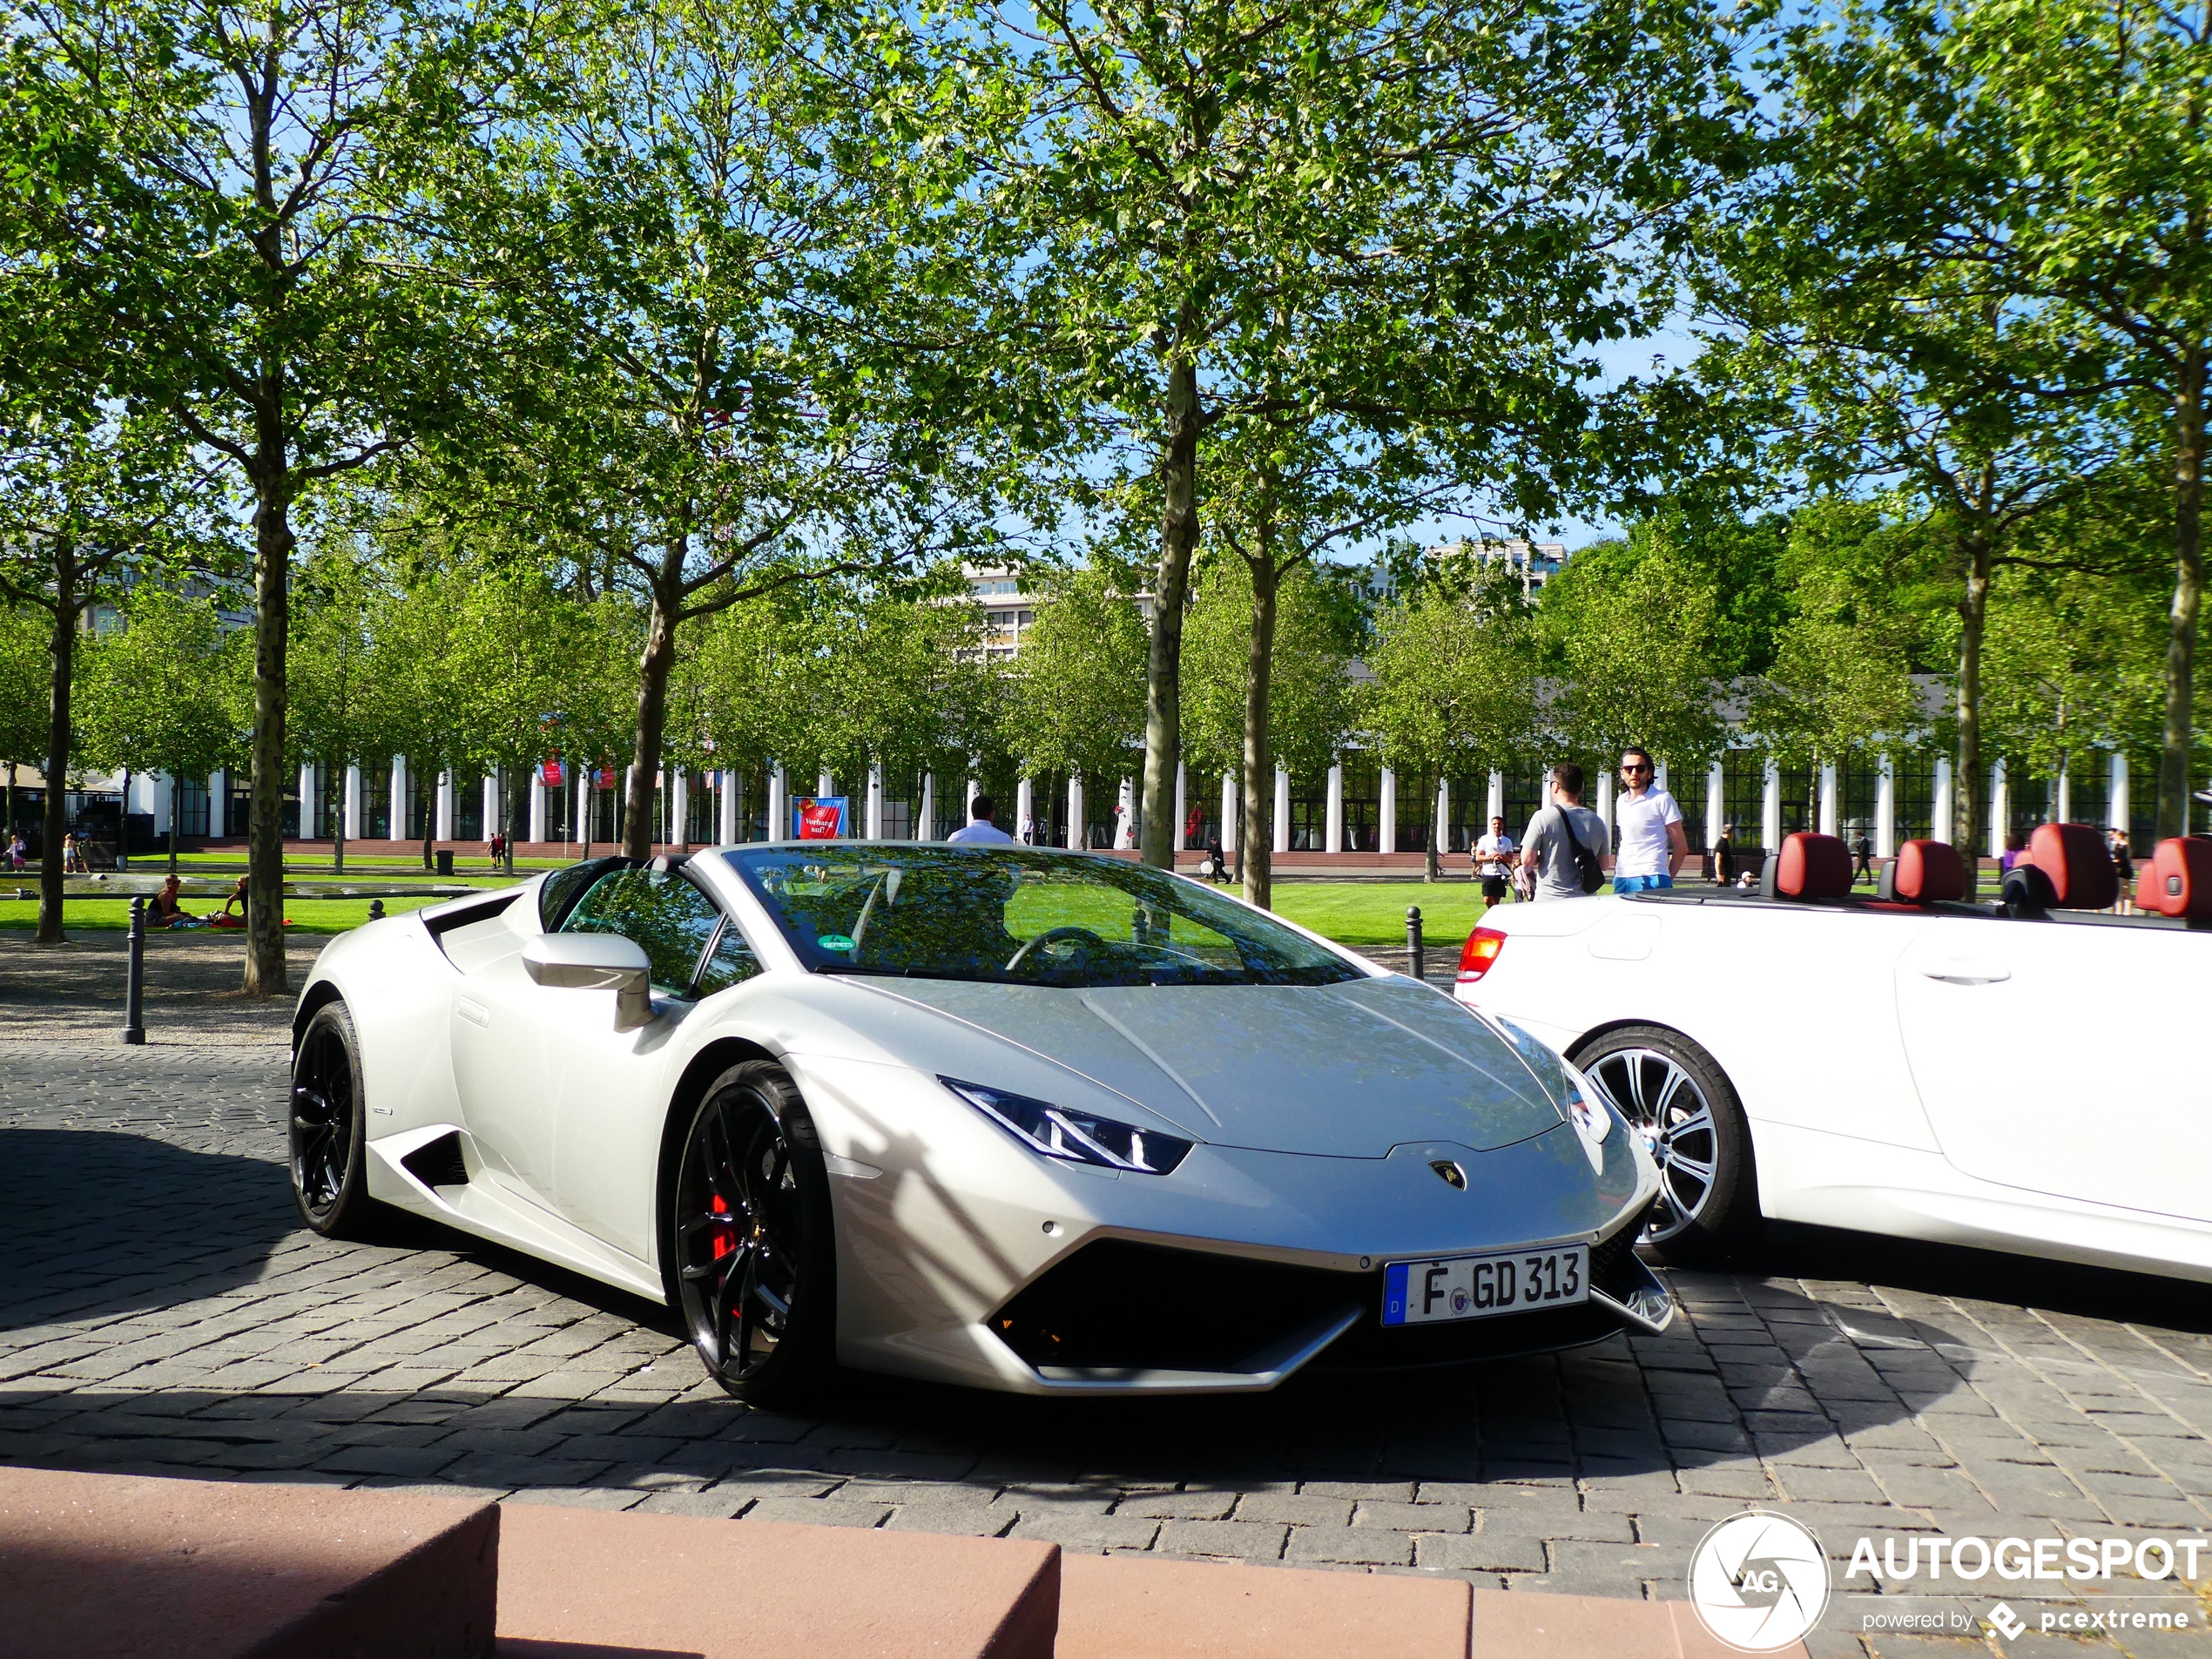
<box><xmin>1687</xmin><ymin>1510</ymin><xmax>1831</xmax><ymax>1653</ymax></box>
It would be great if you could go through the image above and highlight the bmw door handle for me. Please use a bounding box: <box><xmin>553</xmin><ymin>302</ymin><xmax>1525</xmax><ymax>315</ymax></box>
<box><xmin>1919</xmin><ymin>961</ymin><xmax>2011</xmax><ymax>986</ymax></box>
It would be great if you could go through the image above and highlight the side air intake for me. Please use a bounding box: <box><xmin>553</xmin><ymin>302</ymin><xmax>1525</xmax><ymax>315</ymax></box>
<box><xmin>401</xmin><ymin>1131</ymin><xmax>470</xmax><ymax>1190</ymax></box>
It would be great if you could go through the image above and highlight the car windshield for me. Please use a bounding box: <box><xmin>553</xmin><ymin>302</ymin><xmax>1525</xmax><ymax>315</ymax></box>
<box><xmin>724</xmin><ymin>846</ymin><xmax>1363</xmax><ymax>988</ymax></box>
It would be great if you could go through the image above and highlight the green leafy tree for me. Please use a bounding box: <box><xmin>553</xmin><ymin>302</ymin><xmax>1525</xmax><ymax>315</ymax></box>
<box><xmin>0</xmin><ymin>0</ymin><xmax>521</xmax><ymax>988</ymax></box>
<box><xmin>1538</xmin><ymin>537</ymin><xmax>1727</xmax><ymax>776</ymax></box>
<box><xmin>976</xmin><ymin>0</ymin><xmax>1738</xmax><ymax>870</ymax></box>
<box><xmin>374</xmin><ymin>573</ymin><xmax>469</xmax><ymax>870</ymax></box>
<box><xmin>1787</xmin><ymin>0</ymin><xmax>2212</xmax><ymax>836</ymax></box>
<box><xmin>77</xmin><ymin>586</ymin><xmax>246</xmax><ymax>875</ymax></box>
<box><xmin>290</xmin><ymin>555</ymin><xmax>387</xmax><ymax>875</ymax></box>
<box><xmin>434</xmin><ymin>0</ymin><xmax>1004</xmax><ymax>864</ymax></box>
<box><xmin>1700</xmin><ymin>0</ymin><xmax>2203</xmax><ymax>855</ymax></box>
<box><xmin>0</xmin><ymin>607</ymin><xmax>50</xmax><ymax>845</ymax></box>
<box><xmin>1743</xmin><ymin>500</ymin><xmax>1933</xmax><ymax>765</ymax></box>
<box><xmin>447</xmin><ymin>570</ymin><xmax>611</xmax><ymax>872</ymax></box>
<box><xmin>1182</xmin><ymin>551</ymin><xmax>1353</xmax><ymax>906</ymax></box>
<box><xmin>0</xmin><ymin>404</ymin><xmax>207</xmax><ymax>938</ymax></box>
<box><xmin>1359</xmin><ymin>580</ymin><xmax>1540</xmax><ymax>880</ymax></box>
<box><xmin>1000</xmin><ymin>567</ymin><xmax>1150</xmax><ymax>830</ymax></box>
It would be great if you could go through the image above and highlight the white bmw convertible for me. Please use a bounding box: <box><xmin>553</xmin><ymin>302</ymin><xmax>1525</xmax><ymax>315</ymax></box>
<box><xmin>1454</xmin><ymin>825</ymin><xmax>2212</xmax><ymax>1279</ymax></box>
<box><xmin>288</xmin><ymin>844</ymin><xmax>1673</xmax><ymax>1400</ymax></box>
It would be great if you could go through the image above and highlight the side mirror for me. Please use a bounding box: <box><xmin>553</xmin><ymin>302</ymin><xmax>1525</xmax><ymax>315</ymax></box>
<box><xmin>523</xmin><ymin>934</ymin><xmax>656</xmax><ymax>1031</ymax></box>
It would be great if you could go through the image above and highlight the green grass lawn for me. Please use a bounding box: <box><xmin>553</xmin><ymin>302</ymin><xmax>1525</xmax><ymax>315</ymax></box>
<box><xmin>0</xmin><ymin>894</ymin><xmax>449</xmax><ymax>934</ymax></box>
<box><xmin>1269</xmin><ymin>880</ymin><xmax>1496</xmax><ymax>948</ymax></box>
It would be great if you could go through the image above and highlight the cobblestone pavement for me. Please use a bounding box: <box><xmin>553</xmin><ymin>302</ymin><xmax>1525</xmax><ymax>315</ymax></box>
<box><xmin>6</xmin><ymin>1042</ymin><xmax>2212</xmax><ymax>1656</ymax></box>
<box><xmin>0</xmin><ymin>934</ymin><xmax>322</xmax><ymax>1043</ymax></box>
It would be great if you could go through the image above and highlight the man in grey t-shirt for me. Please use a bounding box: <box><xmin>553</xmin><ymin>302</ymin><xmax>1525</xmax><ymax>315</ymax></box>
<box><xmin>1518</xmin><ymin>762</ymin><xmax>1609</xmax><ymax>900</ymax></box>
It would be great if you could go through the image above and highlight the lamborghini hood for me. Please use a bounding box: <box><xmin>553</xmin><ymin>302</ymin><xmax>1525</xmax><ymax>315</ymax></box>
<box><xmin>862</xmin><ymin>974</ymin><xmax>1565</xmax><ymax>1158</ymax></box>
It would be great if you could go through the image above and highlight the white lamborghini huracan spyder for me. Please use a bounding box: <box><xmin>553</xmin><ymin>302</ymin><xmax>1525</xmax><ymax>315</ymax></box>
<box><xmin>289</xmin><ymin>845</ymin><xmax>1671</xmax><ymax>1400</ymax></box>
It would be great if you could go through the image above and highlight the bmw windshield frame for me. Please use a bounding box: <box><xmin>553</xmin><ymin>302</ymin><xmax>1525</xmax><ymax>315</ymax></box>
<box><xmin>723</xmin><ymin>844</ymin><xmax>1366</xmax><ymax>990</ymax></box>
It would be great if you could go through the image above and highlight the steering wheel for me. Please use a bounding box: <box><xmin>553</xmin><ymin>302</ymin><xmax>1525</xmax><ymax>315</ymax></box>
<box><xmin>1006</xmin><ymin>926</ymin><xmax>1109</xmax><ymax>974</ymax></box>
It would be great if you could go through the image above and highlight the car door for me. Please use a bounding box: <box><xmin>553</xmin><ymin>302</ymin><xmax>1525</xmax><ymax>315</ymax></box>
<box><xmin>448</xmin><ymin>860</ymin><xmax>626</xmax><ymax>1205</ymax></box>
<box><xmin>1893</xmin><ymin>915</ymin><xmax>2212</xmax><ymax>1222</ymax></box>
<box><xmin>545</xmin><ymin>866</ymin><xmax>765</xmax><ymax>1260</ymax></box>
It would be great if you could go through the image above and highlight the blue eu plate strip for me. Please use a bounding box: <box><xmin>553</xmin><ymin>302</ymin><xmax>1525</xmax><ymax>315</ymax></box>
<box><xmin>1382</xmin><ymin>1262</ymin><xmax>1409</xmax><ymax>1327</ymax></box>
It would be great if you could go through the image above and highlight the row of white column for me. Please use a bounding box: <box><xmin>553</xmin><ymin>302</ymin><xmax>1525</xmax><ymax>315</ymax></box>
<box><xmin>149</xmin><ymin>751</ymin><xmax>2158</xmax><ymax>855</ymax></box>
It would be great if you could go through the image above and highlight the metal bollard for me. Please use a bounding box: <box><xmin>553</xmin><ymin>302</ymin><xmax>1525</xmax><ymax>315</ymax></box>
<box><xmin>368</xmin><ymin>898</ymin><xmax>385</xmax><ymax>921</ymax></box>
<box><xmin>1406</xmin><ymin>905</ymin><xmax>1424</xmax><ymax>984</ymax></box>
<box><xmin>123</xmin><ymin>896</ymin><xmax>145</xmax><ymax>1045</ymax></box>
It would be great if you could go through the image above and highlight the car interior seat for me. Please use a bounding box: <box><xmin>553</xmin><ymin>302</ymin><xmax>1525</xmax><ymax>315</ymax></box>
<box><xmin>1759</xmin><ymin>832</ymin><xmax>1853</xmax><ymax>900</ymax></box>
<box><xmin>2002</xmin><ymin>822</ymin><xmax>2119</xmax><ymax>917</ymax></box>
<box><xmin>2140</xmin><ymin>836</ymin><xmax>2212</xmax><ymax>928</ymax></box>
<box><xmin>1875</xmin><ymin>839</ymin><xmax>1968</xmax><ymax>904</ymax></box>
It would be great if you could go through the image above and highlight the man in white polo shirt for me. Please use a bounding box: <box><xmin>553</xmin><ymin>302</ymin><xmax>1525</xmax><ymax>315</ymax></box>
<box><xmin>948</xmin><ymin>793</ymin><xmax>1016</xmax><ymax>844</ymax></box>
<box><xmin>1613</xmin><ymin>747</ymin><xmax>1687</xmax><ymax>894</ymax></box>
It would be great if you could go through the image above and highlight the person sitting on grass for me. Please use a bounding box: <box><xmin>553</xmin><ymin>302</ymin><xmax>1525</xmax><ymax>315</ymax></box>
<box><xmin>148</xmin><ymin>875</ymin><xmax>193</xmax><ymax>928</ymax></box>
<box><xmin>212</xmin><ymin>874</ymin><xmax>249</xmax><ymax>927</ymax></box>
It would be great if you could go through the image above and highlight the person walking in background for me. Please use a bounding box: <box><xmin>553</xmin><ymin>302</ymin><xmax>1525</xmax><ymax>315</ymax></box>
<box><xmin>948</xmin><ymin>792</ymin><xmax>1016</xmax><ymax>845</ymax></box>
<box><xmin>1610</xmin><ymin>747</ymin><xmax>1685</xmax><ymax>894</ymax></box>
<box><xmin>1518</xmin><ymin>763</ymin><xmax>1608</xmax><ymax>900</ymax></box>
<box><xmin>2110</xmin><ymin>827</ymin><xmax>2134</xmax><ymax>914</ymax></box>
<box><xmin>1711</xmin><ymin>823</ymin><xmax>1737</xmax><ymax>887</ymax></box>
<box><xmin>1474</xmin><ymin>815</ymin><xmax>1516</xmax><ymax>907</ymax></box>
<box><xmin>1851</xmin><ymin>829</ymin><xmax>1874</xmax><ymax>887</ymax></box>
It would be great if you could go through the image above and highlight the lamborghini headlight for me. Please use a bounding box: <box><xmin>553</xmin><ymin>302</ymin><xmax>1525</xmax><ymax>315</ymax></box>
<box><xmin>940</xmin><ymin>1076</ymin><xmax>1194</xmax><ymax>1176</ymax></box>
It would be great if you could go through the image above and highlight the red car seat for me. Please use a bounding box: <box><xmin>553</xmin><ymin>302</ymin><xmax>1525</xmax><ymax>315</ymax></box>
<box><xmin>2024</xmin><ymin>823</ymin><xmax>2119</xmax><ymax>910</ymax></box>
<box><xmin>1760</xmin><ymin>832</ymin><xmax>1852</xmax><ymax>900</ymax></box>
<box><xmin>1876</xmin><ymin>839</ymin><xmax>1967</xmax><ymax>904</ymax></box>
<box><xmin>2143</xmin><ymin>836</ymin><xmax>2212</xmax><ymax>927</ymax></box>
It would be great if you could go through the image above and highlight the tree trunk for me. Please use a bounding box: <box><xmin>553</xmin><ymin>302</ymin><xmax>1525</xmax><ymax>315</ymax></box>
<box><xmin>1240</xmin><ymin>556</ymin><xmax>1279</xmax><ymax>912</ymax></box>
<box><xmin>2158</xmin><ymin>342</ymin><xmax>2206</xmax><ymax>840</ymax></box>
<box><xmin>333</xmin><ymin>765</ymin><xmax>346</xmax><ymax>876</ymax></box>
<box><xmin>36</xmin><ymin>548</ymin><xmax>76</xmax><ymax>945</ymax></box>
<box><xmin>623</xmin><ymin>579</ymin><xmax>680</xmax><ymax>860</ymax></box>
<box><xmin>1139</xmin><ymin>355</ymin><xmax>1203</xmax><ymax>870</ymax></box>
<box><xmin>243</xmin><ymin>467</ymin><xmax>294</xmax><ymax>995</ymax></box>
<box><xmin>421</xmin><ymin>768</ymin><xmax>435</xmax><ymax>869</ymax></box>
<box><xmin>168</xmin><ymin>777</ymin><xmax>180</xmax><ymax>876</ymax></box>
<box><xmin>1952</xmin><ymin>529</ymin><xmax>1991</xmax><ymax>891</ymax></box>
<box><xmin>580</xmin><ymin>772</ymin><xmax>592</xmax><ymax>861</ymax></box>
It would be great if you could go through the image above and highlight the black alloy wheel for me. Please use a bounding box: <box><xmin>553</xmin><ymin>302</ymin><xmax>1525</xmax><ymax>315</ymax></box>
<box><xmin>1570</xmin><ymin>1024</ymin><xmax>1758</xmax><ymax>1265</ymax></box>
<box><xmin>291</xmin><ymin>1001</ymin><xmax>376</xmax><ymax>1237</ymax></box>
<box><xmin>667</xmin><ymin>1061</ymin><xmax>834</xmax><ymax>1404</ymax></box>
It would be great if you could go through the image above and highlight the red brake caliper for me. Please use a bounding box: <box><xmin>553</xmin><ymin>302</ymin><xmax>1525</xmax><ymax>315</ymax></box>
<box><xmin>710</xmin><ymin>1192</ymin><xmax>733</xmax><ymax>1261</ymax></box>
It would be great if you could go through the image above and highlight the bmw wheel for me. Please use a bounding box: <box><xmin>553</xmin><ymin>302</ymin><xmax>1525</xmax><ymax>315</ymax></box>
<box><xmin>291</xmin><ymin>1001</ymin><xmax>380</xmax><ymax>1237</ymax></box>
<box><xmin>1570</xmin><ymin>1025</ymin><xmax>1757</xmax><ymax>1265</ymax></box>
<box><xmin>665</xmin><ymin>1061</ymin><xmax>835</xmax><ymax>1405</ymax></box>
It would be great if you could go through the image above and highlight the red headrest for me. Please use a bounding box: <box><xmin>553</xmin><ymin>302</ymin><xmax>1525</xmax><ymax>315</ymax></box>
<box><xmin>1762</xmin><ymin>832</ymin><xmax>1852</xmax><ymax>900</ymax></box>
<box><xmin>2026</xmin><ymin>822</ymin><xmax>2117</xmax><ymax>910</ymax></box>
<box><xmin>2146</xmin><ymin>837</ymin><xmax>2212</xmax><ymax>926</ymax></box>
<box><xmin>1892</xmin><ymin>839</ymin><xmax>1966</xmax><ymax>903</ymax></box>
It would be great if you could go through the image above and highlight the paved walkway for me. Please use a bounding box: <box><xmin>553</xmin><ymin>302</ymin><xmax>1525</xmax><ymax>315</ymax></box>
<box><xmin>3</xmin><ymin>1027</ymin><xmax>2212</xmax><ymax>1653</ymax></box>
<box><xmin>0</xmin><ymin>934</ymin><xmax>319</xmax><ymax>1045</ymax></box>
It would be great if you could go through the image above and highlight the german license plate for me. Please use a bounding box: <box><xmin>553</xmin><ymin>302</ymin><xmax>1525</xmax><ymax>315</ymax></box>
<box><xmin>1382</xmin><ymin>1245</ymin><xmax>1589</xmax><ymax>1325</ymax></box>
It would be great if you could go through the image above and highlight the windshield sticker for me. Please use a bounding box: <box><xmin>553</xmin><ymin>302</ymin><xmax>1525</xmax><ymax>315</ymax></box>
<box><xmin>817</xmin><ymin>933</ymin><xmax>857</xmax><ymax>952</ymax></box>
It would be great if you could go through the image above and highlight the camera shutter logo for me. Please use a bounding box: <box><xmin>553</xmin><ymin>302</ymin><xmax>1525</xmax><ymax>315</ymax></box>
<box><xmin>1688</xmin><ymin>1510</ymin><xmax>1831</xmax><ymax>1651</ymax></box>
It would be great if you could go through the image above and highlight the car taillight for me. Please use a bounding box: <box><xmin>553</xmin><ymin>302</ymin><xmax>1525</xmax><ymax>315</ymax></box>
<box><xmin>1458</xmin><ymin>927</ymin><xmax>1507</xmax><ymax>983</ymax></box>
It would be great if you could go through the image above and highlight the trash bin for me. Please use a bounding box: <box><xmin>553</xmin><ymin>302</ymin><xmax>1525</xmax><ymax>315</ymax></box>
<box><xmin>435</xmin><ymin>849</ymin><xmax>455</xmax><ymax>876</ymax></box>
